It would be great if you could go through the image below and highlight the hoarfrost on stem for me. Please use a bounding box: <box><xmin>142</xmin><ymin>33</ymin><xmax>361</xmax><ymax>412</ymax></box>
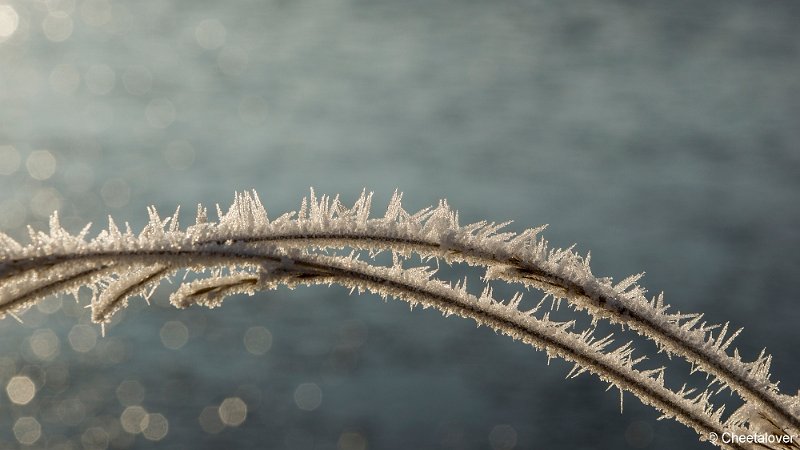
<box><xmin>0</xmin><ymin>189</ymin><xmax>797</xmax><ymax>449</ymax></box>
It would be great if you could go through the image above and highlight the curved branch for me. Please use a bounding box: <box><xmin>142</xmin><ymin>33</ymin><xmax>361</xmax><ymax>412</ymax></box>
<box><xmin>172</xmin><ymin>230</ymin><xmax>797</xmax><ymax>434</ymax></box>
<box><xmin>170</xmin><ymin>193</ymin><xmax>798</xmax><ymax>435</ymax></box>
<box><xmin>1</xmin><ymin>190</ymin><xmax>797</xmax><ymax>443</ymax></box>
<box><xmin>0</xmin><ymin>246</ymin><xmax>745</xmax><ymax>448</ymax></box>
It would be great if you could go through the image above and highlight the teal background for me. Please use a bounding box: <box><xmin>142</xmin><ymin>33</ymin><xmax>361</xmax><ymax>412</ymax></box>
<box><xmin>1</xmin><ymin>0</ymin><xmax>799</xmax><ymax>448</ymax></box>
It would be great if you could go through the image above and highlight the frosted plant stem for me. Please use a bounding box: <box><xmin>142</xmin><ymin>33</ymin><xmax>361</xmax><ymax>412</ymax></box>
<box><xmin>237</xmin><ymin>253</ymin><xmax>744</xmax><ymax>449</ymax></box>
<box><xmin>182</xmin><ymin>230</ymin><xmax>798</xmax><ymax>435</ymax></box>
<box><xmin>0</xmin><ymin>247</ymin><xmax>747</xmax><ymax>448</ymax></box>
<box><xmin>0</xmin><ymin>264</ymin><xmax>114</xmax><ymax>313</ymax></box>
<box><xmin>1</xmin><ymin>190</ymin><xmax>797</xmax><ymax>447</ymax></box>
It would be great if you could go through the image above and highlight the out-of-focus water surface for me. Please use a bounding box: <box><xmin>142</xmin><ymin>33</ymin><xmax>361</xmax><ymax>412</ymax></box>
<box><xmin>1</xmin><ymin>0</ymin><xmax>799</xmax><ymax>448</ymax></box>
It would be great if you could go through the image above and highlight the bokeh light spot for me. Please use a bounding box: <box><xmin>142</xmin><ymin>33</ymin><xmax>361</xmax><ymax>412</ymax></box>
<box><xmin>81</xmin><ymin>426</ymin><xmax>109</xmax><ymax>450</ymax></box>
<box><xmin>294</xmin><ymin>383</ymin><xmax>322</xmax><ymax>411</ymax></box>
<box><xmin>218</xmin><ymin>397</ymin><xmax>247</xmax><ymax>426</ymax></box>
<box><xmin>243</xmin><ymin>326</ymin><xmax>272</xmax><ymax>355</ymax></box>
<box><xmin>116</xmin><ymin>379</ymin><xmax>145</xmax><ymax>406</ymax></box>
<box><xmin>30</xmin><ymin>187</ymin><xmax>63</xmax><ymax>218</ymax></box>
<box><xmin>142</xmin><ymin>413</ymin><xmax>169</xmax><ymax>441</ymax></box>
<box><xmin>6</xmin><ymin>375</ymin><xmax>36</xmax><ymax>405</ymax></box>
<box><xmin>0</xmin><ymin>5</ymin><xmax>19</xmax><ymax>40</ymax></box>
<box><xmin>28</xmin><ymin>327</ymin><xmax>61</xmax><ymax>361</ymax></box>
<box><xmin>68</xmin><ymin>324</ymin><xmax>98</xmax><ymax>353</ymax></box>
<box><xmin>13</xmin><ymin>417</ymin><xmax>42</xmax><ymax>446</ymax></box>
<box><xmin>120</xmin><ymin>406</ymin><xmax>149</xmax><ymax>434</ymax></box>
<box><xmin>199</xmin><ymin>406</ymin><xmax>225</xmax><ymax>434</ymax></box>
<box><xmin>26</xmin><ymin>150</ymin><xmax>57</xmax><ymax>180</ymax></box>
<box><xmin>42</xmin><ymin>12</ymin><xmax>74</xmax><ymax>42</ymax></box>
<box><xmin>160</xmin><ymin>320</ymin><xmax>189</xmax><ymax>350</ymax></box>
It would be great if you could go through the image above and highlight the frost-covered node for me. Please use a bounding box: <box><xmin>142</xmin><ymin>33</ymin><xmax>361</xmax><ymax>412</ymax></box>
<box><xmin>0</xmin><ymin>189</ymin><xmax>797</xmax><ymax>449</ymax></box>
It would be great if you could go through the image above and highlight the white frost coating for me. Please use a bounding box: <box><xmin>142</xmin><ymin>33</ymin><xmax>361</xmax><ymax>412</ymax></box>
<box><xmin>92</xmin><ymin>264</ymin><xmax>172</xmax><ymax>323</ymax></box>
<box><xmin>0</xmin><ymin>190</ymin><xmax>797</xmax><ymax>448</ymax></box>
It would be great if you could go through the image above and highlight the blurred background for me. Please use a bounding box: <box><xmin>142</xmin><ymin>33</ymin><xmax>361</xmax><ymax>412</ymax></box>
<box><xmin>1</xmin><ymin>0</ymin><xmax>799</xmax><ymax>448</ymax></box>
